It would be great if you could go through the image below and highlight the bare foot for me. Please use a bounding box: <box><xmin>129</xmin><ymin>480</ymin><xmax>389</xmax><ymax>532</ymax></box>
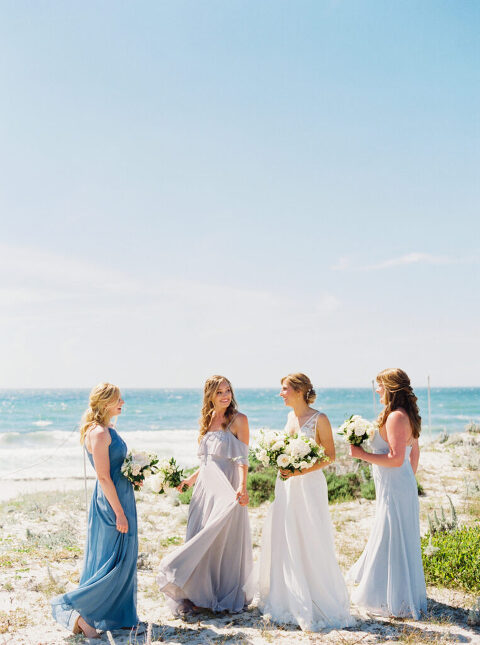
<box><xmin>77</xmin><ymin>616</ymin><xmax>99</xmax><ymax>639</ymax></box>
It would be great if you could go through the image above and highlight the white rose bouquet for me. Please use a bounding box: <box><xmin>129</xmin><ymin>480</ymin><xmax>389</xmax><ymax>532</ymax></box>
<box><xmin>337</xmin><ymin>415</ymin><xmax>376</xmax><ymax>446</ymax></box>
<box><xmin>254</xmin><ymin>429</ymin><xmax>328</xmax><ymax>480</ymax></box>
<box><xmin>121</xmin><ymin>450</ymin><xmax>159</xmax><ymax>491</ymax></box>
<box><xmin>149</xmin><ymin>457</ymin><xmax>184</xmax><ymax>495</ymax></box>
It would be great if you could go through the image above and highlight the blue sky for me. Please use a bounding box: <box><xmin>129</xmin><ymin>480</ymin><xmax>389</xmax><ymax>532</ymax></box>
<box><xmin>0</xmin><ymin>1</ymin><xmax>478</xmax><ymax>387</ymax></box>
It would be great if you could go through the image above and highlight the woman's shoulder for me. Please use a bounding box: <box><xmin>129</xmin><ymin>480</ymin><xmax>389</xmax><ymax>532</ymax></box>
<box><xmin>386</xmin><ymin>408</ymin><xmax>409</xmax><ymax>423</ymax></box>
<box><xmin>89</xmin><ymin>424</ymin><xmax>111</xmax><ymax>441</ymax></box>
<box><xmin>310</xmin><ymin>409</ymin><xmax>327</xmax><ymax>421</ymax></box>
<box><xmin>232</xmin><ymin>411</ymin><xmax>248</xmax><ymax>424</ymax></box>
<box><xmin>230</xmin><ymin>411</ymin><xmax>248</xmax><ymax>432</ymax></box>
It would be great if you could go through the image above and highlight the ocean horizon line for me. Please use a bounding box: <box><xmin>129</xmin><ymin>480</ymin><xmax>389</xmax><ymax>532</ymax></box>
<box><xmin>1</xmin><ymin>385</ymin><xmax>479</xmax><ymax>391</ymax></box>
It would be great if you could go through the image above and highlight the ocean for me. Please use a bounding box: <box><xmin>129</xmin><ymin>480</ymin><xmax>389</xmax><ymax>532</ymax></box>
<box><xmin>0</xmin><ymin>388</ymin><xmax>478</xmax><ymax>481</ymax></box>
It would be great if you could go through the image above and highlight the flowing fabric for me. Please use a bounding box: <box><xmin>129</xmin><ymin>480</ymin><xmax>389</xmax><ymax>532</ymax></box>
<box><xmin>51</xmin><ymin>428</ymin><xmax>138</xmax><ymax>631</ymax></box>
<box><xmin>347</xmin><ymin>430</ymin><xmax>427</xmax><ymax>618</ymax></box>
<box><xmin>258</xmin><ymin>411</ymin><xmax>354</xmax><ymax>631</ymax></box>
<box><xmin>157</xmin><ymin>423</ymin><xmax>253</xmax><ymax>612</ymax></box>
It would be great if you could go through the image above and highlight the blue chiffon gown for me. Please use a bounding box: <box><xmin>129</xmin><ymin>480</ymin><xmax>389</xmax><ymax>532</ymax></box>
<box><xmin>51</xmin><ymin>428</ymin><xmax>139</xmax><ymax>632</ymax></box>
<box><xmin>347</xmin><ymin>430</ymin><xmax>427</xmax><ymax>618</ymax></box>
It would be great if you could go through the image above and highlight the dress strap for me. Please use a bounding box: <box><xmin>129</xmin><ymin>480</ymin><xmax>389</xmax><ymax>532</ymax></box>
<box><xmin>226</xmin><ymin>412</ymin><xmax>239</xmax><ymax>433</ymax></box>
<box><xmin>301</xmin><ymin>411</ymin><xmax>320</xmax><ymax>429</ymax></box>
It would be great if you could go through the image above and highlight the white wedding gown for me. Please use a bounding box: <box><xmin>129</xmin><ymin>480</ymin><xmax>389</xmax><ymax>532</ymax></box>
<box><xmin>257</xmin><ymin>410</ymin><xmax>354</xmax><ymax>631</ymax></box>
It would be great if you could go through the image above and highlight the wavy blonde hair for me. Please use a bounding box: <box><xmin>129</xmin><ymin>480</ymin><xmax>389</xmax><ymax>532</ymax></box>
<box><xmin>199</xmin><ymin>375</ymin><xmax>238</xmax><ymax>441</ymax></box>
<box><xmin>281</xmin><ymin>373</ymin><xmax>316</xmax><ymax>404</ymax></box>
<box><xmin>79</xmin><ymin>382</ymin><xmax>121</xmax><ymax>444</ymax></box>
<box><xmin>376</xmin><ymin>368</ymin><xmax>421</xmax><ymax>439</ymax></box>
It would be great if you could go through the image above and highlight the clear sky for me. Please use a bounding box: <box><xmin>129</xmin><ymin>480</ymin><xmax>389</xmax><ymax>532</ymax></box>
<box><xmin>0</xmin><ymin>1</ymin><xmax>478</xmax><ymax>388</ymax></box>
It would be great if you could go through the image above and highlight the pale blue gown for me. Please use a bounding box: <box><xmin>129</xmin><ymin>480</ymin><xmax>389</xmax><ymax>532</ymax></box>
<box><xmin>51</xmin><ymin>428</ymin><xmax>139</xmax><ymax>631</ymax></box>
<box><xmin>157</xmin><ymin>421</ymin><xmax>253</xmax><ymax>612</ymax></box>
<box><xmin>347</xmin><ymin>430</ymin><xmax>427</xmax><ymax>618</ymax></box>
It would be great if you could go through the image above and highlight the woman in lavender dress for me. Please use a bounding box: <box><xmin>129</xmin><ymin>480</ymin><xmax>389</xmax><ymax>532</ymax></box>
<box><xmin>157</xmin><ymin>375</ymin><xmax>253</xmax><ymax>613</ymax></box>
<box><xmin>347</xmin><ymin>368</ymin><xmax>427</xmax><ymax>618</ymax></box>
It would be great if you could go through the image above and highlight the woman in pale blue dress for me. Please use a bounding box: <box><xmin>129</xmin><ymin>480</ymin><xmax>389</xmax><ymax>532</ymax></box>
<box><xmin>347</xmin><ymin>368</ymin><xmax>427</xmax><ymax>618</ymax></box>
<box><xmin>157</xmin><ymin>375</ymin><xmax>253</xmax><ymax>614</ymax></box>
<box><xmin>51</xmin><ymin>383</ymin><xmax>139</xmax><ymax>638</ymax></box>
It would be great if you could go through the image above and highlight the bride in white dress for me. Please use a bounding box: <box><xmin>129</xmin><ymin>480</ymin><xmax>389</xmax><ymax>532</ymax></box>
<box><xmin>257</xmin><ymin>373</ymin><xmax>354</xmax><ymax>631</ymax></box>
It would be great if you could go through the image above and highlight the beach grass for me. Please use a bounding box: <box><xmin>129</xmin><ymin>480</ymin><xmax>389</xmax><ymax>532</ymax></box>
<box><xmin>1</xmin><ymin>431</ymin><xmax>479</xmax><ymax>644</ymax></box>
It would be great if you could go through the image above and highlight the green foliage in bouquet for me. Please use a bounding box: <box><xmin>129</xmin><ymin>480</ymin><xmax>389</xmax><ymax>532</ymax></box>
<box><xmin>421</xmin><ymin>524</ymin><xmax>480</xmax><ymax>593</ymax></box>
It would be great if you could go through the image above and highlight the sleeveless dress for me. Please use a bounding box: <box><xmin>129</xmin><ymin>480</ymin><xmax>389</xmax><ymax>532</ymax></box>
<box><xmin>347</xmin><ymin>429</ymin><xmax>427</xmax><ymax>618</ymax></box>
<box><xmin>157</xmin><ymin>419</ymin><xmax>253</xmax><ymax>612</ymax></box>
<box><xmin>258</xmin><ymin>411</ymin><xmax>354</xmax><ymax>631</ymax></box>
<box><xmin>51</xmin><ymin>428</ymin><xmax>139</xmax><ymax>631</ymax></box>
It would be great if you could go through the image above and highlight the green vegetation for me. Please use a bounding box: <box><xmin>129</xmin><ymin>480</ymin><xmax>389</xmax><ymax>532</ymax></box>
<box><xmin>421</xmin><ymin>524</ymin><xmax>480</xmax><ymax>593</ymax></box>
<box><xmin>428</xmin><ymin>496</ymin><xmax>458</xmax><ymax>535</ymax></box>
<box><xmin>178</xmin><ymin>457</ymin><xmax>424</xmax><ymax>507</ymax></box>
<box><xmin>246</xmin><ymin>457</ymin><xmax>379</xmax><ymax>507</ymax></box>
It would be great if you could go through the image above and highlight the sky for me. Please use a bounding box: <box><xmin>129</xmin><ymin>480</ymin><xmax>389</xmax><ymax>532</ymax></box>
<box><xmin>0</xmin><ymin>1</ymin><xmax>479</xmax><ymax>388</ymax></box>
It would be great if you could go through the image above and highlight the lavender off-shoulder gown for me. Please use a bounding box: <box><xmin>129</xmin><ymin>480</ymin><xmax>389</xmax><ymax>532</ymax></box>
<box><xmin>157</xmin><ymin>424</ymin><xmax>253</xmax><ymax>612</ymax></box>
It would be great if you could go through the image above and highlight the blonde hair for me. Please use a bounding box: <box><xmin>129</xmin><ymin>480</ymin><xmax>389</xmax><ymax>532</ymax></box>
<box><xmin>281</xmin><ymin>373</ymin><xmax>316</xmax><ymax>404</ymax></box>
<box><xmin>79</xmin><ymin>382</ymin><xmax>121</xmax><ymax>444</ymax></box>
<box><xmin>199</xmin><ymin>375</ymin><xmax>238</xmax><ymax>441</ymax></box>
<box><xmin>376</xmin><ymin>368</ymin><xmax>421</xmax><ymax>439</ymax></box>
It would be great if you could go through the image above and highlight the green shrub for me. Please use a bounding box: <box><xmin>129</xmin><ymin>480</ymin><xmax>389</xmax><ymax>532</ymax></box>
<box><xmin>247</xmin><ymin>471</ymin><xmax>276</xmax><ymax>507</ymax></box>
<box><xmin>421</xmin><ymin>525</ymin><xmax>480</xmax><ymax>593</ymax></box>
<box><xmin>360</xmin><ymin>479</ymin><xmax>376</xmax><ymax>500</ymax></box>
<box><xmin>325</xmin><ymin>471</ymin><xmax>360</xmax><ymax>502</ymax></box>
<box><xmin>178</xmin><ymin>486</ymin><xmax>193</xmax><ymax>504</ymax></box>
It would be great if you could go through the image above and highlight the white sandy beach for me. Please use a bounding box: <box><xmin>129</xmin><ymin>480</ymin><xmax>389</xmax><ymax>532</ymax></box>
<box><xmin>1</xmin><ymin>433</ymin><xmax>479</xmax><ymax>645</ymax></box>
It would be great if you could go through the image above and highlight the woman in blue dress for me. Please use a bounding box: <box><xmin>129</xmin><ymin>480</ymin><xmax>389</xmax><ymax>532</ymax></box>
<box><xmin>347</xmin><ymin>368</ymin><xmax>427</xmax><ymax>618</ymax></box>
<box><xmin>51</xmin><ymin>382</ymin><xmax>139</xmax><ymax>638</ymax></box>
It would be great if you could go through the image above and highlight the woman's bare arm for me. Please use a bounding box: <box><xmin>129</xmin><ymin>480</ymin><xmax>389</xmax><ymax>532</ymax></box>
<box><xmin>90</xmin><ymin>426</ymin><xmax>128</xmax><ymax>533</ymax></box>
<box><xmin>232</xmin><ymin>413</ymin><xmax>249</xmax><ymax>505</ymax></box>
<box><xmin>349</xmin><ymin>411</ymin><xmax>410</xmax><ymax>468</ymax></box>
<box><xmin>409</xmin><ymin>438</ymin><xmax>420</xmax><ymax>474</ymax></box>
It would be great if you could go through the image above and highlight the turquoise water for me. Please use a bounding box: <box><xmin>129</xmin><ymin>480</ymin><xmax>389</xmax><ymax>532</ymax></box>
<box><xmin>0</xmin><ymin>387</ymin><xmax>478</xmax><ymax>437</ymax></box>
<box><xmin>0</xmin><ymin>388</ymin><xmax>477</xmax><ymax>479</ymax></box>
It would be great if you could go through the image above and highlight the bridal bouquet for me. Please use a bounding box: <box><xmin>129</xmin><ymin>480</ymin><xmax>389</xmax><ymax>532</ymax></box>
<box><xmin>337</xmin><ymin>415</ymin><xmax>375</xmax><ymax>446</ymax></box>
<box><xmin>149</xmin><ymin>457</ymin><xmax>184</xmax><ymax>495</ymax></box>
<box><xmin>121</xmin><ymin>450</ymin><xmax>159</xmax><ymax>491</ymax></box>
<box><xmin>255</xmin><ymin>429</ymin><xmax>328</xmax><ymax>480</ymax></box>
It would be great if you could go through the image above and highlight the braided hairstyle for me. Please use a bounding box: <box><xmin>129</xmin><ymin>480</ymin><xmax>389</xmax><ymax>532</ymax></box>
<box><xmin>281</xmin><ymin>373</ymin><xmax>316</xmax><ymax>404</ymax></box>
<box><xmin>79</xmin><ymin>382</ymin><xmax>121</xmax><ymax>444</ymax></box>
<box><xmin>376</xmin><ymin>368</ymin><xmax>421</xmax><ymax>439</ymax></box>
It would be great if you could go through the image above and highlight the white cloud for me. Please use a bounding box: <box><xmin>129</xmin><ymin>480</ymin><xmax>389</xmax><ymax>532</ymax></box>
<box><xmin>332</xmin><ymin>252</ymin><xmax>477</xmax><ymax>272</ymax></box>
<box><xmin>0</xmin><ymin>244</ymin><xmax>342</xmax><ymax>386</ymax></box>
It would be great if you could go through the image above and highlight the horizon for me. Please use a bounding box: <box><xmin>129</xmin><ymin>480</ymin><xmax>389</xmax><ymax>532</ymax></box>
<box><xmin>1</xmin><ymin>384</ymin><xmax>478</xmax><ymax>391</ymax></box>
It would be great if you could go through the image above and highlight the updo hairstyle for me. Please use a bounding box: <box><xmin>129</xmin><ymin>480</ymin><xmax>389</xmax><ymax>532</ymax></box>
<box><xmin>281</xmin><ymin>373</ymin><xmax>316</xmax><ymax>404</ymax></box>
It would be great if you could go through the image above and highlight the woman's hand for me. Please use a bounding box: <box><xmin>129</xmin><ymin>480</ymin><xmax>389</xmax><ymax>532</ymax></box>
<box><xmin>349</xmin><ymin>444</ymin><xmax>365</xmax><ymax>459</ymax></box>
<box><xmin>279</xmin><ymin>468</ymin><xmax>300</xmax><ymax>479</ymax></box>
<box><xmin>176</xmin><ymin>478</ymin><xmax>191</xmax><ymax>492</ymax></box>
<box><xmin>116</xmin><ymin>511</ymin><xmax>128</xmax><ymax>534</ymax></box>
<box><xmin>236</xmin><ymin>487</ymin><xmax>249</xmax><ymax>506</ymax></box>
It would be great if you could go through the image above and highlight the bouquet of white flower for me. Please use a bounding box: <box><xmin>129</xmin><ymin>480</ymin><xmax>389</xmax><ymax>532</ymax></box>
<box><xmin>337</xmin><ymin>414</ymin><xmax>376</xmax><ymax>446</ymax></box>
<box><xmin>149</xmin><ymin>457</ymin><xmax>184</xmax><ymax>495</ymax></box>
<box><xmin>121</xmin><ymin>450</ymin><xmax>159</xmax><ymax>491</ymax></box>
<box><xmin>254</xmin><ymin>429</ymin><xmax>328</xmax><ymax>480</ymax></box>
